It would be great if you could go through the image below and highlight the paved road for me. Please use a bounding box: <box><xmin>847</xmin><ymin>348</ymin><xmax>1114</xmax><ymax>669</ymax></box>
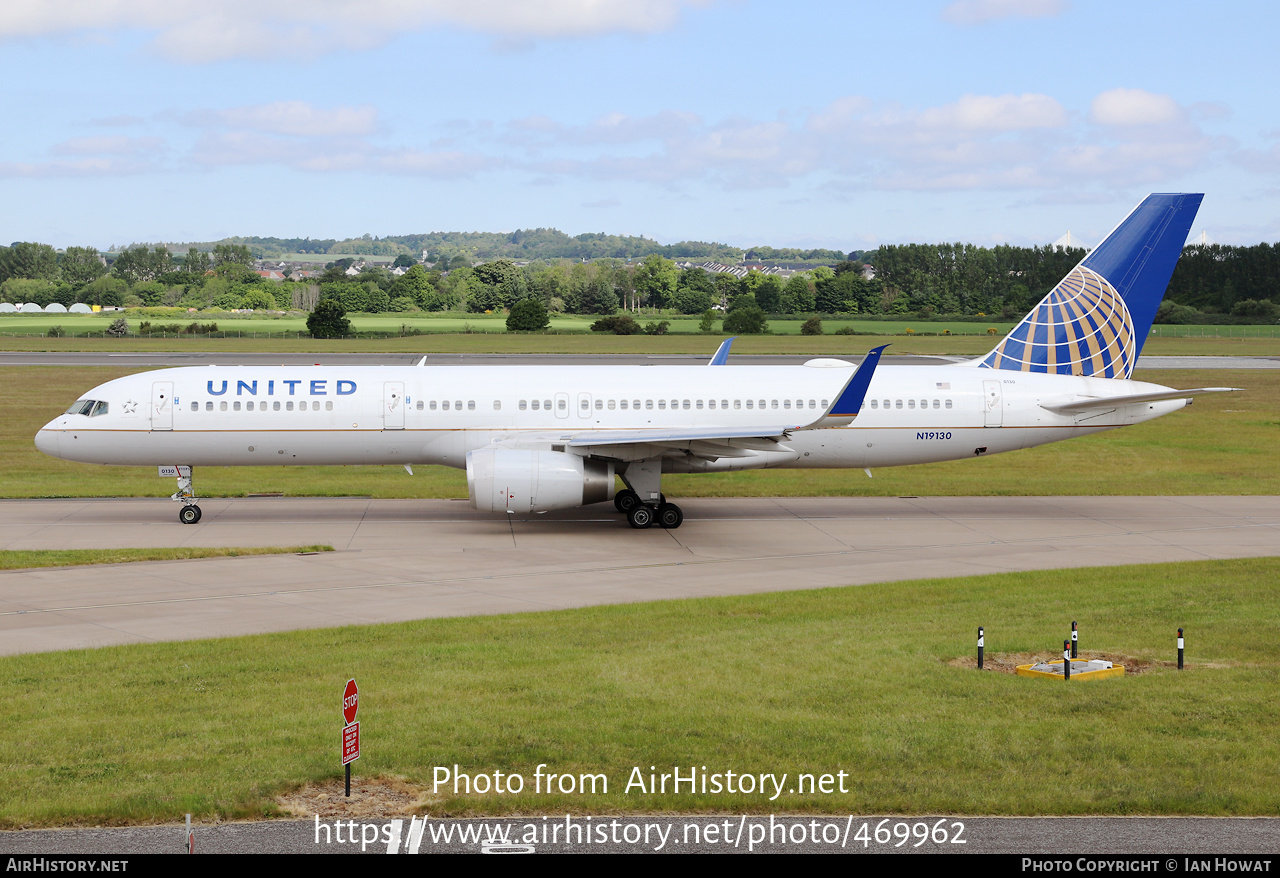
<box><xmin>1</xmin><ymin>495</ymin><xmax>1276</xmax><ymax>656</ymax></box>
<box><xmin>3</xmin><ymin>815</ymin><xmax>1278</xmax><ymax>854</ymax></box>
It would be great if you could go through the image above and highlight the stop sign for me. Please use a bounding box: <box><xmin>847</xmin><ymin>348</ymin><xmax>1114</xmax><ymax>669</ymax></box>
<box><xmin>343</xmin><ymin>679</ymin><xmax>358</xmax><ymax>725</ymax></box>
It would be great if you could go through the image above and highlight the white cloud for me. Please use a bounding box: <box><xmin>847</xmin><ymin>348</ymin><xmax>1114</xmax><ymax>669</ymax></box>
<box><xmin>1089</xmin><ymin>88</ymin><xmax>1185</xmax><ymax>127</ymax></box>
<box><xmin>51</xmin><ymin>135</ymin><xmax>164</xmax><ymax>156</ymax></box>
<box><xmin>942</xmin><ymin>0</ymin><xmax>1069</xmax><ymax>26</ymax></box>
<box><xmin>508</xmin><ymin>89</ymin><xmax>1220</xmax><ymax>194</ymax></box>
<box><xmin>9</xmin><ymin>87</ymin><xmax>1225</xmax><ymax>195</ymax></box>
<box><xmin>207</xmin><ymin>102</ymin><xmax>379</xmax><ymax>138</ymax></box>
<box><xmin>0</xmin><ymin>157</ymin><xmax>157</xmax><ymax>178</ymax></box>
<box><xmin>0</xmin><ymin>0</ymin><xmax>715</xmax><ymax>62</ymax></box>
<box><xmin>918</xmin><ymin>93</ymin><xmax>1067</xmax><ymax>131</ymax></box>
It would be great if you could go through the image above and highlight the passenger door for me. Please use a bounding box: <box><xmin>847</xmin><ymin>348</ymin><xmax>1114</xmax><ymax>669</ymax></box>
<box><xmin>151</xmin><ymin>382</ymin><xmax>173</xmax><ymax>431</ymax></box>
<box><xmin>384</xmin><ymin>382</ymin><xmax>405</xmax><ymax>429</ymax></box>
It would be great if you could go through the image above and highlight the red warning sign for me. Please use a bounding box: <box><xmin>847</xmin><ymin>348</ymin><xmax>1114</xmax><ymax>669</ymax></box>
<box><xmin>343</xmin><ymin>679</ymin><xmax>358</xmax><ymax>725</ymax></box>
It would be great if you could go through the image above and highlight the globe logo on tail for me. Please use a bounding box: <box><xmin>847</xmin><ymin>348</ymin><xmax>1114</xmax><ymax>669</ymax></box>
<box><xmin>979</xmin><ymin>266</ymin><xmax>1136</xmax><ymax>379</ymax></box>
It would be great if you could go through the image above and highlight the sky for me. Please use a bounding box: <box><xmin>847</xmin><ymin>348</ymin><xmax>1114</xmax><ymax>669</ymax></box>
<box><xmin>2</xmin><ymin>0</ymin><xmax>1278</xmax><ymax>252</ymax></box>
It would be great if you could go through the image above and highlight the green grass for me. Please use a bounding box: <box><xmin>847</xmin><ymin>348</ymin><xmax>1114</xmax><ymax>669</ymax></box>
<box><xmin>2</xmin><ymin>557</ymin><xmax>1277</xmax><ymax>824</ymax></box>
<box><xmin>0</xmin><ymin>546</ymin><xmax>332</xmax><ymax>571</ymax></box>
<box><xmin>3</xmin><ymin>367</ymin><xmax>1275</xmax><ymax>499</ymax></box>
<box><xmin>4</xmin><ymin>312</ymin><xmax>1280</xmax><ymax>355</ymax></box>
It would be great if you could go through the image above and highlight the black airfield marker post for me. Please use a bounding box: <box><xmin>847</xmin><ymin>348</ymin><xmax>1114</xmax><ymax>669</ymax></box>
<box><xmin>1063</xmin><ymin>640</ymin><xmax>1071</xmax><ymax>681</ymax></box>
<box><xmin>1178</xmin><ymin>628</ymin><xmax>1184</xmax><ymax>670</ymax></box>
<box><xmin>1071</xmin><ymin>621</ymin><xmax>1078</xmax><ymax>659</ymax></box>
<box><xmin>978</xmin><ymin>626</ymin><xmax>984</xmax><ymax>670</ymax></box>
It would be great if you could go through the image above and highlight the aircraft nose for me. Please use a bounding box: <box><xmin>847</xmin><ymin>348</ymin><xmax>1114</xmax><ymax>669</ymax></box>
<box><xmin>34</xmin><ymin>424</ymin><xmax>60</xmax><ymax>458</ymax></box>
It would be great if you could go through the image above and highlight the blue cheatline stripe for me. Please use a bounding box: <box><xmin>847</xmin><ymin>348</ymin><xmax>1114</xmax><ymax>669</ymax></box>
<box><xmin>829</xmin><ymin>345</ymin><xmax>890</xmax><ymax>417</ymax></box>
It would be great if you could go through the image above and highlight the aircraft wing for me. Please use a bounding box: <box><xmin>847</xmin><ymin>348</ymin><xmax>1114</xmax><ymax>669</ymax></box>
<box><xmin>491</xmin><ymin>426</ymin><xmax>798</xmax><ymax>461</ymax></box>
<box><xmin>487</xmin><ymin>345</ymin><xmax>888</xmax><ymax>462</ymax></box>
<box><xmin>1039</xmin><ymin>387</ymin><xmax>1240</xmax><ymax>414</ymax></box>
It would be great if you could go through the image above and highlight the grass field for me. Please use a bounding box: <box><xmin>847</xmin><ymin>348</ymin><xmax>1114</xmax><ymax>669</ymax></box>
<box><xmin>3</xmin><ymin>312</ymin><xmax>1280</xmax><ymax>356</ymax></box>
<box><xmin>1</xmin><ymin>556</ymin><xmax>1276</xmax><ymax>825</ymax></box>
<box><xmin>2</xmin><ymin>367</ymin><xmax>1274</xmax><ymax>500</ymax></box>
<box><xmin>0</xmin><ymin>546</ymin><xmax>331</xmax><ymax>571</ymax></box>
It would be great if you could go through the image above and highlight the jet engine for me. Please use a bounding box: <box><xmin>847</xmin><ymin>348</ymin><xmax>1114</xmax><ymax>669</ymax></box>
<box><xmin>466</xmin><ymin>448</ymin><xmax>615</xmax><ymax>513</ymax></box>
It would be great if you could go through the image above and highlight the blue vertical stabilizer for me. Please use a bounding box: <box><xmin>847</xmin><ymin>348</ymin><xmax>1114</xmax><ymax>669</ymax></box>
<box><xmin>977</xmin><ymin>193</ymin><xmax>1201</xmax><ymax>378</ymax></box>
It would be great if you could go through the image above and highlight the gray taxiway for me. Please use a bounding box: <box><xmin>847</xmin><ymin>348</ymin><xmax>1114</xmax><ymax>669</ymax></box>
<box><xmin>1</xmin><ymin>494</ymin><xmax>1276</xmax><ymax>656</ymax></box>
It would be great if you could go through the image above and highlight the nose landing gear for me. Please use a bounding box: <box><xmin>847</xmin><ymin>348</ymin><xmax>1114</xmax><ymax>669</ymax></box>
<box><xmin>170</xmin><ymin>466</ymin><xmax>202</xmax><ymax>524</ymax></box>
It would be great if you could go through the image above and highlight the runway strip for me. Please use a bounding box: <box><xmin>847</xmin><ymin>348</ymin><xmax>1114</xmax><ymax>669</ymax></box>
<box><xmin>1</xmin><ymin>495</ymin><xmax>1276</xmax><ymax>656</ymax></box>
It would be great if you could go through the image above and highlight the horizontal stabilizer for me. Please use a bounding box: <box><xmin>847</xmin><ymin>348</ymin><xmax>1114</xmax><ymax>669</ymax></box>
<box><xmin>1040</xmin><ymin>387</ymin><xmax>1240</xmax><ymax>414</ymax></box>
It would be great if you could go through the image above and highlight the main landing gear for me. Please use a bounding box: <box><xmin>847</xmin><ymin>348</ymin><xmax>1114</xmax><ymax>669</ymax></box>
<box><xmin>614</xmin><ymin>460</ymin><xmax>684</xmax><ymax>530</ymax></box>
<box><xmin>171</xmin><ymin>466</ymin><xmax>202</xmax><ymax>524</ymax></box>
<box><xmin>614</xmin><ymin>491</ymin><xmax>684</xmax><ymax>529</ymax></box>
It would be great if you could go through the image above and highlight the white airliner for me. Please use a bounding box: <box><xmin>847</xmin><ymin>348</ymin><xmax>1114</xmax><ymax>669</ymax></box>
<box><xmin>36</xmin><ymin>194</ymin><xmax>1235</xmax><ymax>529</ymax></box>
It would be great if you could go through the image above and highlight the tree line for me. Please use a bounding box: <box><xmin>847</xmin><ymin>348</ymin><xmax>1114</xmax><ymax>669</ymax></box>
<box><xmin>2</xmin><ymin>238</ymin><xmax>1276</xmax><ymax>323</ymax></box>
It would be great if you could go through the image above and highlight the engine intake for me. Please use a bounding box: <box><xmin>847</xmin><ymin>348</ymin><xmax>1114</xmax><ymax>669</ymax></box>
<box><xmin>466</xmin><ymin>448</ymin><xmax>615</xmax><ymax>513</ymax></box>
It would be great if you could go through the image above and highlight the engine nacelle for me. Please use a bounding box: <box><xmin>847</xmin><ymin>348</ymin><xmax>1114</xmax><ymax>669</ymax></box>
<box><xmin>466</xmin><ymin>448</ymin><xmax>615</xmax><ymax>513</ymax></box>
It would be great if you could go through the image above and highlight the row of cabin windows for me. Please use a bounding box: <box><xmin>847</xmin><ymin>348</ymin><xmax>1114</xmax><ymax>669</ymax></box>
<box><xmin>415</xmin><ymin>400</ymin><xmax>477</xmax><ymax>411</ymax></box>
<box><xmin>184</xmin><ymin>396</ymin><xmax>953</xmax><ymax>415</ymax></box>
<box><xmin>411</xmin><ymin>398</ymin><xmax>835</xmax><ymax>413</ymax></box>
<box><xmin>191</xmin><ymin>400</ymin><xmax>334</xmax><ymax>412</ymax></box>
<box><xmin>868</xmin><ymin>399</ymin><xmax>954</xmax><ymax>410</ymax></box>
<box><xmin>581</xmin><ymin>398</ymin><xmax>830</xmax><ymax>412</ymax></box>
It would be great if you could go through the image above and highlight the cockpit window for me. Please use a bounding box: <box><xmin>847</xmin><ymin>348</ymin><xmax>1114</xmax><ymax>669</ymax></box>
<box><xmin>65</xmin><ymin>399</ymin><xmax>97</xmax><ymax>416</ymax></box>
<box><xmin>90</xmin><ymin>401</ymin><xmax>109</xmax><ymax>417</ymax></box>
